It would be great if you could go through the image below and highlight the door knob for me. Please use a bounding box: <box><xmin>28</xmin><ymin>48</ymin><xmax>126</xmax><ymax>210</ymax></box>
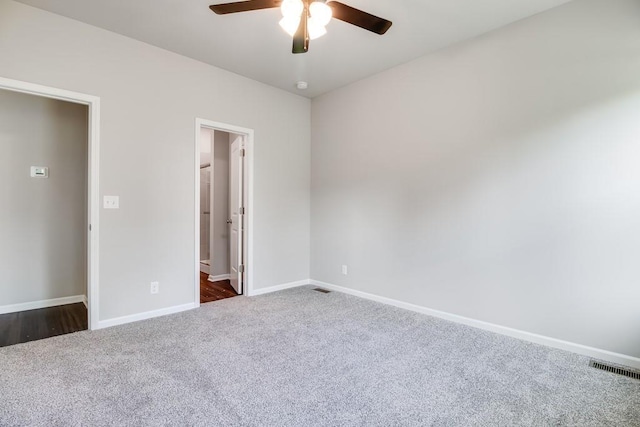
<box><xmin>226</xmin><ymin>219</ymin><xmax>232</xmax><ymax>224</ymax></box>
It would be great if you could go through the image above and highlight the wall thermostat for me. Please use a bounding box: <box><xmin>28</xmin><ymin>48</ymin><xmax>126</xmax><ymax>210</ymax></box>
<box><xmin>30</xmin><ymin>166</ymin><xmax>49</xmax><ymax>178</ymax></box>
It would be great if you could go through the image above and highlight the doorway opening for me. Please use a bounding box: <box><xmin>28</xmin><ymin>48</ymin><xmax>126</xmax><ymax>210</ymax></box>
<box><xmin>195</xmin><ymin>119</ymin><xmax>253</xmax><ymax>306</ymax></box>
<box><xmin>0</xmin><ymin>77</ymin><xmax>100</xmax><ymax>343</ymax></box>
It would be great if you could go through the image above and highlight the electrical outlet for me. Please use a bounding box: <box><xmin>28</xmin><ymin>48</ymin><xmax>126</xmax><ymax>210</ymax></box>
<box><xmin>342</xmin><ymin>265</ymin><xmax>348</xmax><ymax>275</ymax></box>
<box><xmin>150</xmin><ymin>281</ymin><xmax>159</xmax><ymax>294</ymax></box>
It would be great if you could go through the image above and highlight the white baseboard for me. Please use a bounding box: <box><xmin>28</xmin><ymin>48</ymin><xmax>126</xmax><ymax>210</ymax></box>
<box><xmin>199</xmin><ymin>263</ymin><xmax>210</xmax><ymax>274</ymax></box>
<box><xmin>96</xmin><ymin>303</ymin><xmax>196</xmax><ymax>330</ymax></box>
<box><xmin>249</xmin><ymin>279</ymin><xmax>309</xmax><ymax>296</ymax></box>
<box><xmin>310</xmin><ymin>280</ymin><xmax>640</xmax><ymax>370</ymax></box>
<box><xmin>0</xmin><ymin>295</ymin><xmax>85</xmax><ymax>315</ymax></box>
<box><xmin>97</xmin><ymin>278</ymin><xmax>308</xmax><ymax>329</ymax></box>
<box><xmin>82</xmin><ymin>295</ymin><xmax>88</xmax><ymax>309</ymax></box>
<box><xmin>208</xmin><ymin>274</ymin><xmax>230</xmax><ymax>282</ymax></box>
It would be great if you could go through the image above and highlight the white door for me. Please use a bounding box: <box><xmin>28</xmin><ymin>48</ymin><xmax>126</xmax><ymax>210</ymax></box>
<box><xmin>229</xmin><ymin>136</ymin><xmax>244</xmax><ymax>294</ymax></box>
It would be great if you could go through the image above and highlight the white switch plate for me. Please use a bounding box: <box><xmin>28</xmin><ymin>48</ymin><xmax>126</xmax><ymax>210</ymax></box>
<box><xmin>103</xmin><ymin>196</ymin><xmax>119</xmax><ymax>209</ymax></box>
<box><xmin>150</xmin><ymin>281</ymin><xmax>159</xmax><ymax>294</ymax></box>
<box><xmin>30</xmin><ymin>166</ymin><xmax>49</xmax><ymax>178</ymax></box>
<box><xmin>342</xmin><ymin>265</ymin><xmax>348</xmax><ymax>275</ymax></box>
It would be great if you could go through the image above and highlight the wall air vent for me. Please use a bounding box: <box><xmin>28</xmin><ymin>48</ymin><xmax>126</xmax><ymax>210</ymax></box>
<box><xmin>589</xmin><ymin>360</ymin><xmax>640</xmax><ymax>380</ymax></box>
<box><xmin>312</xmin><ymin>288</ymin><xmax>331</xmax><ymax>294</ymax></box>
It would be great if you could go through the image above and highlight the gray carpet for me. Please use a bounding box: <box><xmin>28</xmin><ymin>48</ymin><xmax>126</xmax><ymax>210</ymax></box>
<box><xmin>1</xmin><ymin>286</ymin><xmax>638</xmax><ymax>426</ymax></box>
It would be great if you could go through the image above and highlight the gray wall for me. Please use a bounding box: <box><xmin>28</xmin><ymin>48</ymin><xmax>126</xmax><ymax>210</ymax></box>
<box><xmin>0</xmin><ymin>89</ymin><xmax>87</xmax><ymax>306</ymax></box>
<box><xmin>0</xmin><ymin>0</ymin><xmax>310</xmax><ymax>322</ymax></box>
<box><xmin>311</xmin><ymin>0</ymin><xmax>640</xmax><ymax>359</ymax></box>
<box><xmin>211</xmin><ymin>130</ymin><xmax>229</xmax><ymax>277</ymax></box>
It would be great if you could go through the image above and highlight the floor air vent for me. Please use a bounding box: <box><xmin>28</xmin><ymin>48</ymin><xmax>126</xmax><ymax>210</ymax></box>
<box><xmin>589</xmin><ymin>360</ymin><xmax>640</xmax><ymax>380</ymax></box>
<box><xmin>312</xmin><ymin>288</ymin><xmax>331</xmax><ymax>294</ymax></box>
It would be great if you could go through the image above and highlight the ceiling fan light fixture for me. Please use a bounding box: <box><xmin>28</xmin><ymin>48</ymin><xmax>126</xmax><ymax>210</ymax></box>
<box><xmin>210</xmin><ymin>0</ymin><xmax>392</xmax><ymax>54</ymax></box>
<box><xmin>307</xmin><ymin>17</ymin><xmax>327</xmax><ymax>40</ymax></box>
<box><xmin>279</xmin><ymin>16</ymin><xmax>301</xmax><ymax>36</ymax></box>
<box><xmin>309</xmin><ymin>1</ymin><xmax>332</xmax><ymax>27</ymax></box>
<box><xmin>281</xmin><ymin>0</ymin><xmax>304</xmax><ymax>18</ymax></box>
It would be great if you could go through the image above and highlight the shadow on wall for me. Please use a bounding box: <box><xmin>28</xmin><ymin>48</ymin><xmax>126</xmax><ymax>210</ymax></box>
<box><xmin>43</xmin><ymin>98</ymin><xmax>89</xmax><ymax>301</ymax></box>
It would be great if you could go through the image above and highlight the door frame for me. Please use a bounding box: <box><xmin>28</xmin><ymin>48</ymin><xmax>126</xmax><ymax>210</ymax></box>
<box><xmin>0</xmin><ymin>76</ymin><xmax>101</xmax><ymax>330</ymax></box>
<box><xmin>194</xmin><ymin>118</ymin><xmax>254</xmax><ymax>306</ymax></box>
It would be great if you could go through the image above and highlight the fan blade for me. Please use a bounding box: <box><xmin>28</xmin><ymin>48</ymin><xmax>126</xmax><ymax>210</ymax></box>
<box><xmin>209</xmin><ymin>0</ymin><xmax>281</xmax><ymax>15</ymax></box>
<box><xmin>292</xmin><ymin>14</ymin><xmax>309</xmax><ymax>53</ymax></box>
<box><xmin>327</xmin><ymin>1</ymin><xmax>392</xmax><ymax>35</ymax></box>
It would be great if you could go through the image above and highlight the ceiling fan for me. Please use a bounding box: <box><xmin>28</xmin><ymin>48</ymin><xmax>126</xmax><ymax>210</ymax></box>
<box><xmin>209</xmin><ymin>0</ymin><xmax>392</xmax><ymax>54</ymax></box>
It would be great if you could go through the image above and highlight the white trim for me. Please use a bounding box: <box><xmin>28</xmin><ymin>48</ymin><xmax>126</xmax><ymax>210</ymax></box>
<box><xmin>194</xmin><ymin>121</ymin><xmax>202</xmax><ymax>307</ymax></box>
<box><xmin>96</xmin><ymin>303</ymin><xmax>196</xmax><ymax>329</ymax></box>
<box><xmin>194</xmin><ymin>119</ymin><xmax>255</xmax><ymax>306</ymax></box>
<box><xmin>0</xmin><ymin>295</ymin><xmax>85</xmax><ymax>315</ymax></box>
<box><xmin>208</xmin><ymin>132</ymin><xmax>216</xmax><ymax>291</ymax></box>
<box><xmin>199</xmin><ymin>262</ymin><xmax>210</xmax><ymax>274</ymax></box>
<box><xmin>249</xmin><ymin>280</ymin><xmax>309</xmax><ymax>296</ymax></box>
<box><xmin>243</xmin><ymin>134</ymin><xmax>253</xmax><ymax>297</ymax></box>
<box><xmin>208</xmin><ymin>274</ymin><xmax>231</xmax><ymax>282</ymax></box>
<box><xmin>310</xmin><ymin>280</ymin><xmax>640</xmax><ymax>370</ymax></box>
<box><xmin>0</xmin><ymin>77</ymin><xmax>100</xmax><ymax>331</ymax></box>
<box><xmin>82</xmin><ymin>295</ymin><xmax>88</xmax><ymax>309</ymax></box>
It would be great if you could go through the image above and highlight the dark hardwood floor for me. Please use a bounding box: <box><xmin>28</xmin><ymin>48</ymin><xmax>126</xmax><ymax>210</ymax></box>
<box><xmin>0</xmin><ymin>303</ymin><xmax>87</xmax><ymax>348</ymax></box>
<box><xmin>200</xmin><ymin>271</ymin><xmax>238</xmax><ymax>303</ymax></box>
<box><xmin>0</xmin><ymin>276</ymin><xmax>236</xmax><ymax>347</ymax></box>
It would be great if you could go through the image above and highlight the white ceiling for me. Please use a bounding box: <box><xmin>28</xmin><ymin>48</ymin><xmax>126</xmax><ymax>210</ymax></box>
<box><xmin>16</xmin><ymin>0</ymin><xmax>572</xmax><ymax>98</ymax></box>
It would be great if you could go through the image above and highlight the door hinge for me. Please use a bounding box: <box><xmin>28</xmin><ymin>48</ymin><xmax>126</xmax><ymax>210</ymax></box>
<box><xmin>239</xmin><ymin>264</ymin><xmax>245</xmax><ymax>273</ymax></box>
<box><xmin>239</xmin><ymin>207</ymin><xmax>245</xmax><ymax>215</ymax></box>
<box><xmin>240</xmin><ymin>148</ymin><xmax>246</xmax><ymax>157</ymax></box>
<box><xmin>89</xmin><ymin>224</ymin><xmax>92</xmax><ymax>231</ymax></box>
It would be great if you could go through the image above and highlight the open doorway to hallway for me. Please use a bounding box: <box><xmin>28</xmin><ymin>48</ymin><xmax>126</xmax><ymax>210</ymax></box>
<box><xmin>198</xmin><ymin>126</ymin><xmax>246</xmax><ymax>304</ymax></box>
<box><xmin>0</xmin><ymin>88</ymin><xmax>89</xmax><ymax>346</ymax></box>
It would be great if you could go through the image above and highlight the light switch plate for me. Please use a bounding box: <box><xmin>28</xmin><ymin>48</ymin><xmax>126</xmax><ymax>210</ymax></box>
<box><xmin>103</xmin><ymin>196</ymin><xmax>119</xmax><ymax>209</ymax></box>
